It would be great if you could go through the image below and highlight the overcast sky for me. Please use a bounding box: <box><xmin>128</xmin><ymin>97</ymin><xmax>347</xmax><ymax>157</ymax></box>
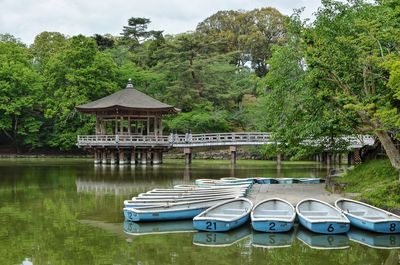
<box><xmin>0</xmin><ymin>0</ymin><xmax>322</xmax><ymax>45</ymax></box>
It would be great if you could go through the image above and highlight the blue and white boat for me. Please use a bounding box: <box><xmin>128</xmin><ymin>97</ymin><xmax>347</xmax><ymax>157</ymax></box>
<box><xmin>255</xmin><ymin>178</ymin><xmax>277</xmax><ymax>184</ymax></box>
<box><xmin>196</xmin><ymin>179</ymin><xmax>254</xmax><ymax>187</ymax></box>
<box><xmin>298</xmin><ymin>178</ymin><xmax>324</xmax><ymax>184</ymax></box>
<box><xmin>124</xmin><ymin>195</ymin><xmax>239</xmax><ymax>208</ymax></box>
<box><xmin>193</xmin><ymin>198</ymin><xmax>253</xmax><ymax>232</ymax></box>
<box><xmin>347</xmin><ymin>228</ymin><xmax>400</xmax><ymax>249</ymax></box>
<box><xmin>137</xmin><ymin>190</ymin><xmax>246</xmax><ymax>199</ymax></box>
<box><xmin>276</xmin><ymin>178</ymin><xmax>299</xmax><ymax>184</ymax></box>
<box><xmin>173</xmin><ymin>184</ymin><xmax>251</xmax><ymax>190</ymax></box>
<box><xmin>296</xmin><ymin>198</ymin><xmax>350</xmax><ymax>234</ymax></box>
<box><xmin>193</xmin><ymin>225</ymin><xmax>251</xmax><ymax>247</ymax></box>
<box><xmin>124</xmin><ymin>197</ymin><xmax>234</xmax><ymax>221</ymax></box>
<box><xmin>251</xmin><ymin>198</ymin><xmax>296</xmax><ymax>233</ymax></box>
<box><xmin>297</xmin><ymin>228</ymin><xmax>350</xmax><ymax>250</ymax></box>
<box><xmin>335</xmin><ymin>198</ymin><xmax>400</xmax><ymax>233</ymax></box>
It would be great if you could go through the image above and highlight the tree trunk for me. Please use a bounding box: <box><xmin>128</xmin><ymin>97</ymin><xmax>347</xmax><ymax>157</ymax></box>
<box><xmin>374</xmin><ymin>129</ymin><xmax>400</xmax><ymax>170</ymax></box>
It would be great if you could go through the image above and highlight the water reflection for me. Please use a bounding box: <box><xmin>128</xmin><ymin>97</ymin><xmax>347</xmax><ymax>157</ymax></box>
<box><xmin>192</xmin><ymin>225</ymin><xmax>251</xmax><ymax>247</ymax></box>
<box><xmin>297</xmin><ymin>228</ymin><xmax>350</xmax><ymax>250</ymax></box>
<box><xmin>123</xmin><ymin>220</ymin><xmax>196</xmax><ymax>236</ymax></box>
<box><xmin>348</xmin><ymin>228</ymin><xmax>400</xmax><ymax>249</ymax></box>
<box><xmin>252</xmin><ymin>228</ymin><xmax>296</xmax><ymax>249</ymax></box>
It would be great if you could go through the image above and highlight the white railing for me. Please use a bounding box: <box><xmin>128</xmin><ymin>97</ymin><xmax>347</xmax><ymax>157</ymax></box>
<box><xmin>77</xmin><ymin>133</ymin><xmax>375</xmax><ymax>148</ymax></box>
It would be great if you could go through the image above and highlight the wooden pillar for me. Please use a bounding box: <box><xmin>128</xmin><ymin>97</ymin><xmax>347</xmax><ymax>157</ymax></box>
<box><xmin>110</xmin><ymin>150</ymin><xmax>117</xmax><ymax>165</ymax></box>
<box><xmin>128</xmin><ymin>117</ymin><xmax>131</xmax><ymax>135</ymax></box>
<box><xmin>114</xmin><ymin>116</ymin><xmax>118</xmax><ymax>135</ymax></box>
<box><xmin>101</xmin><ymin>150</ymin><xmax>107</xmax><ymax>164</ymax></box>
<box><xmin>276</xmin><ymin>153</ymin><xmax>282</xmax><ymax>167</ymax></box>
<box><xmin>348</xmin><ymin>152</ymin><xmax>354</xmax><ymax>165</ymax></box>
<box><xmin>184</xmin><ymin>148</ymin><xmax>192</xmax><ymax>165</ymax></box>
<box><xmin>159</xmin><ymin>116</ymin><xmax>163</xmax><ymax>135</ymax></box>
<box><xmin>153</xmin><ymin>151</ymin><xmax>161</xmax><ymax>164</ymax></box>
<box><xmin>130</xmin><ymin>149</ymin><xmax>136</xmax><ymax>165</ymax></box>
<box><xmin>140</xmin><ymin>150</ymin><xmax>147</xmax><ymax>164</ymax></box>
<box><xmin>354</xmin><ymin>148</ymin><xmax>362</xmax><ymax>164</ymax></box>
<box><xmin>230</xmin><ymin>146</ymin><xmax>237</xmax><ymax>165</ymax></box>
<box><xmin>119</xmin><ymin>150</ymin><xmax>125</xmax><ymax>165</ymax></box>
<box><xmin>94</xmin><ymin>149</ymin><xmax>101</xmax><ymax>164</ymax></box>
<box><xmin>147</xmin><ymin>117</ymin><xmax>150</xmax><ymax>135</ymax></box>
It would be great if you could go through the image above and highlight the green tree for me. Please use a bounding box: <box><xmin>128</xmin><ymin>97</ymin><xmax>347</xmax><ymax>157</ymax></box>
<box><xmin>44</xmin><ymin>35</ymin><xmax>119</xmax><ymax>149</ymax></box>
<box><xmin>30</xmin><ymin>32</ymin><xmax>67</xmax><ymax>70</ymax></box>
<box><xmin>304</xmin><ymin>0</ymin><xmax>400</xmax><ymax>168</ymax></box>
<box><xmin>0</xmin><ymin>40</ymin><xmax>43</xmax><ymax>151</ymax></box>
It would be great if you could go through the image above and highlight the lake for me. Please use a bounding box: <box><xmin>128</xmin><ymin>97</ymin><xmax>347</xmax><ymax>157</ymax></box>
<box><xmin>0</xmin><ymin>158</ymin><xmax>398</xmax><ymax>265</ymax></box>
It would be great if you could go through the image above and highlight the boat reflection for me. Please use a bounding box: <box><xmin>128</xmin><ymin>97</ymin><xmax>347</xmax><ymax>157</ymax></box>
<box><xmin>348</xmin><ymin>227</ymin><xmax>400</xmax><ymax>249</ymax></box>
<box><xmin>297</xmin><ymin>228</ymin><xmax>350</xmax><ymax>250</ymax></box>
<box><xmin>193</xmin><ymin>225</ymin><xmax>251</xmax><ymax>247</ymax></box>
<box><xmin>123</xmin><ymin>220</ymin><xmax>196</xmax><ymax>236</ymax></box>
<box><xmin>252</xmin><ymin>228</ymin><xmax>296</xmax><ymax>249</ymax></box>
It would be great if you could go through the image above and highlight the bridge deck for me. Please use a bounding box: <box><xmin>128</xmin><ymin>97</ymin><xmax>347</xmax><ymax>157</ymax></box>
<box><xmin>77</xmin><ymin>133</ymin><xmax>374</xmax><ymax>149</ymax></box>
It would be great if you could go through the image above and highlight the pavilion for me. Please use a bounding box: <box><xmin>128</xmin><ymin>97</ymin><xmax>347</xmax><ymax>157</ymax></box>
<box><xmin>76</xmin><ymin>80</ymin><xmax>179</xmax><ymax>165</ymax></box>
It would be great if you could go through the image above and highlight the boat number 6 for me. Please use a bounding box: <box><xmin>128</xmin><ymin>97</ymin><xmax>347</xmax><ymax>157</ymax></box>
<box><xmin>327</xmin><ymin>224</ymin><xmax>334</xmax><ymax>232</ymax></box>
<box><xmin>390</xmin><ymin>223</ymin><xmax>396</xmax><ymax>232</ymax></box>
<box><xmin>206</xmin><ymin>221</ymin><xmax>217</xmax><ymax>230</ymax></box>
<box><xmin>269</xmin><ymin>222</ymin><xmax>276</xmax><ymax>231</ymax></box>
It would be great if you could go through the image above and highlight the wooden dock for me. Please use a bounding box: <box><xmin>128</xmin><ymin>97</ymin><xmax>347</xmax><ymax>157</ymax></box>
<box><xmin>247</xmin><ymin>184</ymin><xmax>343</xmax><ymax>205</ymax></box>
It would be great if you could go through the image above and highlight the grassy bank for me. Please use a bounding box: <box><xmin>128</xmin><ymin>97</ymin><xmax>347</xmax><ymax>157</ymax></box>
<box><xmin>339</xmin><ymin>159</ymin><xmax>400</xmax><ymax>210</ymax></box>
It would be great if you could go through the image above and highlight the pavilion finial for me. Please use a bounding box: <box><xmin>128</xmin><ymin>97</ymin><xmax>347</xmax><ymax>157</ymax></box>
<box><xmin>126</xmin><ymin>78</ymin><xmax>134</xmax><ymax>89</ymax></box>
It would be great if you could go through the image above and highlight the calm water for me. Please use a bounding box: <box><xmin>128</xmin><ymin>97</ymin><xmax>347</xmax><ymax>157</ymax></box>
<box><xmin>0</xmin><ymin>159</ymin><xmax>399</xmax><ymax>265</ymax></box>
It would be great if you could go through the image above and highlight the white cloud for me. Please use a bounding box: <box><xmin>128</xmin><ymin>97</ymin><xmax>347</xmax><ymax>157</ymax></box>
<box><xmin>0</xmin><ymin>0</ymin><xmax>321</xmax><ymax>44</ymax></box>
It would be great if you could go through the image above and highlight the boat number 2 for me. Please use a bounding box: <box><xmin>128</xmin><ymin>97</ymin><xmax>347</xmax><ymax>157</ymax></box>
<box><xmin>269</xmin><ymin>222</ymin><xmax>276</xmax><ymax>231</ymax></box>
<box><xmin>206</xmin><ymin>221</ymin><xmax>217</xmax><ymax>230</ymax></box>
<box><xmin>128</xmin><ymin>212</ymin><xmax>133</xmax><ymax>219</ymax></box>
<box><xmin>327</xmin><ymin>224</ymin><xmax>334</xmax><ymax>232</ymax></box>
<box><xmin>390</xmin><ymin>223</ymin><xmax>396</xmax><ymax>232</ymax></box>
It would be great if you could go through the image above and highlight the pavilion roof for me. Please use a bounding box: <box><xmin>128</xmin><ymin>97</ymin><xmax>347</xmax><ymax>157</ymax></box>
<box><xmin>76</xmin><ymin>81</ymin><xmax>178</xmax><ymax>114</ymax></box>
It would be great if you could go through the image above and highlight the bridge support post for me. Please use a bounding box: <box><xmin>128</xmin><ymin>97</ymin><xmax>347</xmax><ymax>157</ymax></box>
<box><xmin>230</xmin><ymin>146</ymin><xmax>237</xmax><ymax>165</ymax></box>
<box><xmin>184</xmin><ymin>148</ymin><xmax>192</xmax><ymax>165</ymax></box>
<box><xmin>153</xmin><ymin>151</ymin><xmax>162</xmax><ymax>165</ymax></box>
<box><xmin>130</xmin><ymin>150</ymin><xmax>136</xmax><ymax>165</ymax></box>
<box><xmin>140</xmin><ymin>151</ymin><xmax>147</xmax><ymax>164</ymax></box>
<box><xmin>354</xmin><ymin>148</ymin><xmax>362</xmax><ymax>164</ymax></box>
<box><xmin>276</xmin><ymin>153</ymin><xmax>282</xmax><ymax>166</ymax></box>
<box><xmin>119</xmin><ymin>150</ymin><xmax>125</xmax><ymax>165</ymax></box>
<box><xmin>110</xmin><ymin>151</ymin><xmax>117</xmax><ymax>165</ymax></box>
<box><xmin>94</xmin><ymin>149</ymin><xmax>101</xmax><ymax>164</ymax></box>
<box><xmin>101</xmin><ymin>150</ymin><xmax>107</xmax><ymax>164</ymax></box>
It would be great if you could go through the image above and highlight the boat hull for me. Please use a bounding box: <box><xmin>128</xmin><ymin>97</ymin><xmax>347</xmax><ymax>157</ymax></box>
<box><xmin>193</xmin><ymin>215</ymin><xmax>250</xmax><ymax>232</ymax></box>
<box><xmin>252</xmin><ymin>220</ymin><xmax>293</xmax><ymax>233</ymax></box>
<box><xmin>346</xmin><ymin>214</ymin><xmax>400</xmax><ymax>234</ymax></box>
<box><xmin>124</xmin><ymin>207</ymin><xmax>207</xmax><ymax>222</ymax></box>
<box><xmin>298</xmin><ymin>216</ymin><xmax>350</xmax><ymax>234</ymax></box>
<box><xmin>255</xmin><ymin>178</ymin><xmax>277</xmax><ymax>184</ymax></box>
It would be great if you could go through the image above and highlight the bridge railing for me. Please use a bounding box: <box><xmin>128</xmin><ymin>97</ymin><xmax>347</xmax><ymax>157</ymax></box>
<box><xmin>77</xmin><ymin>133</ymin><xmax>374</xmax><ymax>148</ymax></box>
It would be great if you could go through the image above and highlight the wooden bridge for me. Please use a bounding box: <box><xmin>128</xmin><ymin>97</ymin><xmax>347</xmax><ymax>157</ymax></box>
<box><xmin>77</xmin><ymin>132</ymin><xmax>375</xmax><ymax>165</ymax></box>
<box><xmin>77</xmin><ymin>132</ymin><xmax>374</xmax><ymax>149</ymax></box>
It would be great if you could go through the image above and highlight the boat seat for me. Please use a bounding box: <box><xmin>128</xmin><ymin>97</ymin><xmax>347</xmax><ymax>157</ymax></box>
<box><xmin>363</xmin><ymin>216</ymin><xmax>385</xmax><ymax>220</ymax></box>
<box><xmin>207</xmin><ymin>213</ymin><xmax>238</xmax><ymax>218</ymax></box>
<box><xmin>258</xmin><ymin>210</ymin><xmax>291</xmax><ymax>216</ymax></box>
<box><xmin>253</xmin><ymin>214</ymin><xmax>291</xmax><ymax>219</ymax></box>
<box><xmin>301</xmin><ymin>211</ymin><xmax>329</xmax><ymax>216</ymax></box>
<box><xmin>348</xmin><ymin>210</ymin><xmax>366</xmax><ymax>216</ymax></box>
<box><xmin>306</xmin><ymin>216</ymin><xmax>340</xmax><ymax>220</ymax></box>
<box><xmin>223</xmin><ymin>209</ymin><xmax>245</xmax><ymax>215</ymax></box>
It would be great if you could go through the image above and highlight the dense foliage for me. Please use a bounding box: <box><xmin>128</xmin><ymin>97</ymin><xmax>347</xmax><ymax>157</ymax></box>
<box><xmin>0</xmin><ymin>1</ymin><xmax>399</xmax><ymax>168</ymax></box>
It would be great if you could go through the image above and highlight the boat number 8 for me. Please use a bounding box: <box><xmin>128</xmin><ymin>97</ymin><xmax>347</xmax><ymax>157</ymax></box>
<box><xmin>206</xmin><ymin>221</ymin><xmax>217</xmax><ymax>230</ymax></box>
<box><xmin>390</xmin><ymin>223</ymin><xmax>396</xmax><ymax>232</ymax></box>
<box><xmin>269</xmin><ymin>222</ymin><xmax>276</xmax><ymax>231</ymax></box>
<box><xmin>327</xmin><ymin>224</ymin><xmax>334</xmax><ymax>232</ymax></box>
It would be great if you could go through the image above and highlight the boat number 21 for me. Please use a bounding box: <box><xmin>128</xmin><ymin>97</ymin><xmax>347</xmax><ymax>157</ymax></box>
<box><xmin>206</xmin><ymin>221</ymin><xmax>217</xmax><ymax>230</ymax></box>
